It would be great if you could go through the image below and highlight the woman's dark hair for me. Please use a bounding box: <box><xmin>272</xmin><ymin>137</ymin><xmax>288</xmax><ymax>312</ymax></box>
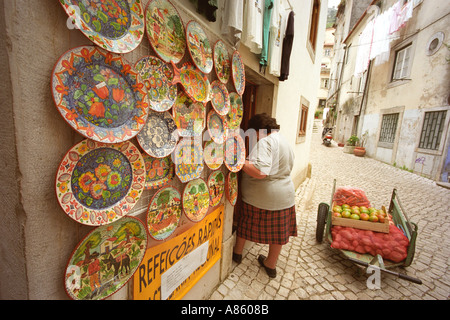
<box><xmin>247</xmin><ymin>113</ymin><xmax>280</xmax><ymax>132</ymax></box>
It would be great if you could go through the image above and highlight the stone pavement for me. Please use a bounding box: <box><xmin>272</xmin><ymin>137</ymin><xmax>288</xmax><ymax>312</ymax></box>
<box><xmin>209</xmin><ymin>130</ymin><xmax>450</xmax><ymax>300</ymax></box>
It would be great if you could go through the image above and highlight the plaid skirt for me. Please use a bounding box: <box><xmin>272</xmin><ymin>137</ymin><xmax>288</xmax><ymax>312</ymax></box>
<box><xmin>236</xmin><ymin>202</ymin><xmax>298</xmax><ymax>245</ymax></box>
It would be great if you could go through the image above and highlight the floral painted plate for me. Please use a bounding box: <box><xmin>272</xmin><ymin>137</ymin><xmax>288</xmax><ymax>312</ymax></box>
<box><xmin>145</xmin><ymin>0</ymin><xmax>186</xmax><ymax>64</ymax></box>
<box><xmin>172</xmin><ymin>91</ymin><xmax>206</xmax><ymax>137</ymax></box>
<box><xmin>210</xmin><ymin>80</ymin><xmax>230</xmax><ymax>116</ymax></box>
<box><xmin>136</xmin><ymin>110</ymin><xmax>178</xmax><ymax>158</ymax></box>
<box><xmin>231</xmin><ymin>50</ymin><xmax>245</xmax><ymax>96</ymax></box>
<box><xmin>64</xmin><ymin>216</ymin><xmax>147</xmax><ymax>300</ymax></box>
<box><xmin>224</xmin><ymin>132</ymin><xmax>245</xmax><ymax>172</ymax></box>
<box><xmin>225</xmin><ymin>171</ymin><xmax>238</xmax><ymax>206</ymax></box>
<box><xmin>52</xmin><ymin>46</ymin><xmax>149</xmax><ymax>144</ymax></box>
<box><xmin>171</xmin><ymin>62</ymin><xmax>210</xmax><ymax>103</ymax></box>
<box><xmin>186</xmin><ymin>20</ymin><xmax>213</xmax><ymax>74</ymax></box>
<box><xmin>56</xmin><ymin>139</ymin><xmax>145</xmax><ymax>226</ymax></box>
<box><xmin>173</xmin><ymin>137</ymin><xmax>204</xmax><ymax>183</ymax></box>
<box><xmin>213</xmin><ymin>40</ymin><xmax>231</xmax><ymax>84</ymax></box>
<box><xmin>208</xmin><ymin>170</ymin><xmax>225</xmax><ymax>207</ymax></box>
<box><xmin>182</xmin><ymin>178</ymin><xmax>210</xmax><ymax>222</ymax></box>
<box><xmin>143</xmin><ymin>154</ymin><xmax>174</xmax><ymax>189</ymax></box>
<box><xmin>60</xmin><ymin>0</ymin><xmax>145</xmax><ymax>53</ymax></box>
<box><xmin>147</xmin><ymin>186</ymin><xmax>182</xmax><ymax>240</ymax></box>
<box><xmin>134</xmin><ymin>56</ymin><xmax>177</xmax><ymax>112</ymax></box>
<box><xmin>207</xmin><ymin>110</ymin><xmax>227</xmax><ymax>144</ymax></box>
<box><xmin>227</xmin><ymin>92</ymin><xmax>244</xmax><ymax>130</ymax></box>
<box><xmin>203</xmin><ymin>140</ymin><xmax>223</xmax><ymax>170</ymax></box>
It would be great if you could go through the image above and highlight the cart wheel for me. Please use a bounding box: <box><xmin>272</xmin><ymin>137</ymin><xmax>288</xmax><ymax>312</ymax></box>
<box><xmin>316</xmin><ymin>203</ymin><xmax>329</xmax><ymax>243</ymax></box>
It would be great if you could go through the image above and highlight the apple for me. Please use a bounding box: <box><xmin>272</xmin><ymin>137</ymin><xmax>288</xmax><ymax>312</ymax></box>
<box><xmin>351</xmin><ymin>208</ymin><xmax>360</xmax><ymax>215</ymax></box>
<box><xmin>369</xmin><ymin>215</ymin><xmax>379</xmax><ymax>222</ymax></box>
<box><xmin>351</xmin><ymin>206</ymin><xmax>359</xmax><ymax>211</ymax></box>
<box><xmin>333</xmin><ymin>212</ymin><xmax>342</xmax><ymax>218</ymax></box>
<box><xmin>342</xmin><ymin>204</ymin><xmax>350</xmax><ymax>210</ymax></box>
<box><xmin>360</xmin><ymin>213</ymin><xmax>369</xmax><ymax>221</ymax></box>
<box><xmin>350</xmin><ymin>214</ymin><xmax>360</xmax><ymax>220</ymax></box>
<box><xmin>333</xmin><ymin>205</ymin><xmax>342</xmax><ymax>213</ymax></box>
<box><xmin>359</xmin><ymin>207</ymin><xmax>369</xmax><ymax>214</ymax></box>
<box><xmin>368</xmin><ymin>207</ymin><xmax>377</xmax><ymax>214</ymax></box>
<box><xmin>378</xmin><ymin>216</ymin><xmax>385</xmax><ymax>223</ymax></box>
<box><xmin>342</xmin><ymin>211</ymin><xmax>351</xmax><ymax>218</ymax></box>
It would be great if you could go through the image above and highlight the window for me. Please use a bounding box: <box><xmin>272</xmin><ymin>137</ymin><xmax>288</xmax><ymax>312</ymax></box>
<box><xmin>379</xmin><ymin>113</ymin><xmax>399</xmax><ymax>143</ymax></box>
<box><xmin>296</xmin><ymin>97</ymin><xmax>310</xmax><ymax>143</ymax></box>
<box><xmin>392</xmin><ymin>44</ymin><xmax>412</xmax><ymax>80</ymax></box>
<box><xmin>321</xmin><ymin>78</ymin><xmax>329</xmax><ymax>89</ymax></box>
<box><xmin>419</xmin><ymin>111</ymin><xmax>447</xmax><ymax>150</ymax></box>
<box><xmin>307</xmin><ymin>0</ymin><xmax>321</xmax><ymax>59</ymax></box>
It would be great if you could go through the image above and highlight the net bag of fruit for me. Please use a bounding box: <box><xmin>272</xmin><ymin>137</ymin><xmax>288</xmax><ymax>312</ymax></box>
<box><xmin>333</xmin><ymin>187</ymin><xmax>371</xmax><ymax>208</ymax></box>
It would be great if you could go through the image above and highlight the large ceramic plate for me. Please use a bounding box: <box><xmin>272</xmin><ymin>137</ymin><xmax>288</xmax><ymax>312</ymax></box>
<box><xmin>135</xmin><ymin>56</ymin><xmax>177</xmax><ymax>112</ymax></box>
<box><xmin>203</xmin><ymin>140</ymin><xmax>223</xmax><ymax>170</ymax></box>
<box><xmin>143</xmin><ymin>154</ymin><xmax>174</xmax><ymax>189</ymax></box>
<box><xmin>231</xmin><ymin>50</ymin><xmax>245</xmax><ymax>95</ymax></box>
<box><xmin>137</xmin><ymin>110</ymin><xmax>178</xmax><ymax>158</ymax></box>
<box><xmin>227</xmin><ymin>92</ymin><xmax>243</xmax><ymax>130</ymax></box>
<box><xmin>147</xmin><ymin>186</ymin><xmax>182</xmax><ymax>240</ymax></box>
<box><xmin>60</xmin><ymin>0</ymin><xmax>145</xmax><ymax>53</ymax></box>
<box><xmin>52</xmin><ymin>46</ymin><xmax>149</xmax><ymax>144</ymax></box>
<box><xmin>172</xmin><ymin>91</ymin><xmax>206</xmax><ymax>137</ymax></box>
<box><xmin>186</xmin><ymin>20</ymin><xmax>213</xmax><ymax>74</ymax></box>
<box><xmin>207</xmin><ymin>110</ymin><xmax>227</xmax><ymax>144</ymax></box>
<box><xmin>182</xmin><ymin>178</ymin><xmax>210</xmax><ymax>222</ymax></box>
<box><xmin>208</xmin><ymin>170</ymin><xmax>225</xmax><ymax>207</ymax></box>
<box><xmin>56</xmin><ymin>139</ymin><xmax>145</xmax><ymax>226</ymax></box>
<box><xmin>225</xmin><ymin>171</ymin><xmax>238</xmax><ymax>206</ymax></box>
<box><xmin>145</xmin><ymin>0</ymin><xmax>186</xmax><ymax>64</ymax></box>
<box><xmin>210</xmin><ymin>80</ymin><xmax>230</xmax><ymax>116</ymax></box>
<box><xmin>64</xmin><ymin>216</ymin><xmax>147</xmax><ymax>300</ymax></box>
<box><xmin>213</xmin><ymin>40</ymin><xmax>231</xmax><ymax>84</ymax></box>
<box><xmin>173</xmin><ymin>138</ymin><xmax>204</xmax><ymax>183</ymax></box>
<box><xmin>171</xmin><ymin>62</ymin><xmax>210</xmax><ymax>103</ymax></box>
<box><xmin>224</xmin><ymin>132</ymin><xmax>245</xmax><ymax>172</ymax></box>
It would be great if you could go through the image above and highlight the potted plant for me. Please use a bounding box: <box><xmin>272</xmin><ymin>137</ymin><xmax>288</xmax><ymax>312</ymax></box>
<box><xmin>343</xmin><ymin>135</ymin><xmax>359</xmax><ymax>153</ymax></box>
<box><xmin>354</xmin><ymin>131</ymin><xmax>368</xmax><ymax>157</ymax></box>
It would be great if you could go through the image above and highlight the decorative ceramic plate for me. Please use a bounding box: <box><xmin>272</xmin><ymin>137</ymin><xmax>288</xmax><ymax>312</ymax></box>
<box><xmin>173</xmin><ymin>137</ymin><xmax>204</xmax><ymax>183</ymax></box>
<box><xmin>203</xmin><ymin>140</ymin><xmax>223</xmax><ymax>170</ymax></box>
<box><xmin>210</xmin><ymin>80</ymin><xmax>230</xmax><ymax>116</ymax></box>
<box><xmin>225</xmin><ymin>171</ymin><xmax>238</xmax><ymax>206</ymax></box>
<box><xmin>213</xmin><ymin>40</ymin><xmax>231</xmax><ymax>84</ymax></box>
<box><xmin>231</xmin><ymin>50</ymin><xmax>245</xmax><ymax>95</ymax></box>
<box><xmin>52</xmin><ymin>46</ymin><xmax>149</xmax><ymax>144</ymax></box>
<box><xmin>182</xmin><ymin>178</ymin><xmax>210</xmax><ymax>222</ymax></box>
<box><xmin>207</xmin><ymin>110</ymin><xmax>227</xmax><ymax>144</ymax></box>
<box><xmin>227</xmin><ymin>92</ymin><xmax>243</xmax><ymax>130</ymax></box>
<box><xmin>208</xmin><ymin>170</ymin><xmax>225</xmax><ymax>207</ymax></box>
<box><xmin>143</xmin><ymin>154</ymin><xmax>174</xmax><ymax>189</ymax></box>
<box><xmin>172</xmin><ymin>91</ymin><xmax>206</xmax><ymax>137</ymax></box>
<box><xmin>224</xmin><ymin>132</ymin><xmax>245</xmax><ymax>172</ymax></box>
<box><xmin>145</xmin><ymin>0</ymin><xmax>186</xmax><ymax>63</ymax></box>
<box><xmin>56</xmin><ymin>139</ymin><xmax>145</xmax><ymax>226</ymax></box>
<box><xmin>60</xmin><ymin>0</ymin><xmax>145</xmax><ymax>53</ymax></box>
<box><xmin>186</xmin><ymin>20</ymin><xmax>213</xmax><ymax>74</ymax></box>
<box><xmin>137</xmin><ymin>110</ymin><xmax>178</xmax><ymax>158</ymax></box>
<box><xmin>135</xmin><ymin>56</ymin><xmax>177</xmax><ymax>112</ymax></box>
<box><xmin>147</xmin><ymin>186</ymin><xmax>182</xmax><ymax>240</ymax></box>
<box><xmin>171</xmin><ymin>62</ymin><xmax>210</xmax><ymax>103</ymax></box>
<box><xmin>64</xmin><ymin>216</ymin><xmax>147</xmax><ymax>300</ymax></box>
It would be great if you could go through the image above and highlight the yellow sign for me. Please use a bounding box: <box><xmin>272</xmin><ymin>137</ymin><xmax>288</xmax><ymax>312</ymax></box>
<box><xmin>133</xmin><ymin>205</ymin><xmax>223</xmax><ymax>300</ymax></box>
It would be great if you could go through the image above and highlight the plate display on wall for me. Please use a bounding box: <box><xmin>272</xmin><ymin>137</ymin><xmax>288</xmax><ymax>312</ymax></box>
<box><xmin>231</xmin><ymin>50</ymin><xmax>245</xmax><ymax>95</ymax></box>
<box><xmin>173</xmin><ymin>137</ymin><xmax>204</xmax><ymax>183</ymax></box>
<box><xmin>60</xmin><ymin>0</ymin><xmax>145</xmax><ymax>53</ymax></box>
<box><xmin>210</xmin><ymin>80</ymin><xmax>230</xmax><ymax>116</ymax></box>
<box><xmin>203</xmin><ymin>140</ymin><xmax>224</xmax><ymax>170</ymax></box>
<box><xmin>207</xmin><ymin>110</ymin><xmax>227</xmax><ymax>144</ymax></box>
<box><xmin>135</xmin><ymin>56</ymin><xmax>177</xmax><ymax>112</ymax></box>
<box><xmin>226</xmin><ymin>171</ymin><xmax>238</xmax><ymax>206</ymax></box>
<box><xmin>213</xmin><ymin>40</ymin><xmax>231</xmax><ymax>84</ymax></box>
<box><xmin>145</xmin><ymin>0</ymin><xmax>186</xmax><ymax>64</ymax></box>
<box><xmin>64</xmin><ymin>216</ymin><xmax>147</xmax><ymax>300</ymax></box>
<box><xmin>208</xmin><ymin>170</ymin><xmax>225</xmax><ymax>207</ymax></box>
<box><xmin>143</xmin><ymin>154</ymin><xmax>174</xmax><ymax>189</ymax></box>
<box><xmin>182</xmin><ymin>178</ymin><xmax>210</xmax><ymax>222</ymax></box>
<box><xmin>56</xmin><ymin>139</ymin><xmax>145</xmax><ymax>226</ymax></box>
<box><xmin>185</xmin><ymin>20</ymin><xmax>213</xmax><ymax>74</ymax></box>
<box><xmin>136</xmin><ymin>110</ymin><xmax>178</xmax><ymax>158</ymax></box>
<box><xmin>171</xmin><ymin>62</ymin><xmax>210</xmax><ymax>103</ymax></box>
<box><xmin>224</xmin><ymin>132</ymin><xmax>245</xmax><ymax>172</ymax></box>
<box><xmin>52</xmin><ymin>46</ymin><xmax>149</xmax><ymax>144</ymax></box>
<box><xmin>147</xmin><ymin>186</ymin><xmax>182</xmax><ymax>240</ymax></box>
<box><xmin>227</xmin><ymin>92</ymin><xmax>243</xmax><ymax>130</ymax></box>
<box><xmin>172</xmin><ymin>91</ymin><xmax>206</xmax><ymax>137</ymax></box>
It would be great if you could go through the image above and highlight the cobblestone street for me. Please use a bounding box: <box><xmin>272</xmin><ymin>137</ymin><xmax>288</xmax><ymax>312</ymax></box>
<box><xmin>209</xmin><ymin>130</ymin><xmax>450</xmax><ymax>300</ymax></box>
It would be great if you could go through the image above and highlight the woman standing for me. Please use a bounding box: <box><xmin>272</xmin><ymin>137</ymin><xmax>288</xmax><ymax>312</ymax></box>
<box><xmin>233</xmin><ymin>113</ymin><xmax>297</xmax><ymax>278</ymax></box>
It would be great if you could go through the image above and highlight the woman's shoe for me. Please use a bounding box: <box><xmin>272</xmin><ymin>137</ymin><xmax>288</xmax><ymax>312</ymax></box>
<box><xmin>232</xmin><ymin>252</ymin><xmax>242</xmax><ymax>264</ymax></box>
<box><xmin>257</xmin><ymin>255</ymin><xmax>276</xmax><ymax>278</ymax></box>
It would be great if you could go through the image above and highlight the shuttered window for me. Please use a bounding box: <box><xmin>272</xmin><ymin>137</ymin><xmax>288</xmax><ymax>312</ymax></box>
<box><xmin>419</xmin><ymin>111</ymin><xmax>447</xmax><ymax>150</ymax></box>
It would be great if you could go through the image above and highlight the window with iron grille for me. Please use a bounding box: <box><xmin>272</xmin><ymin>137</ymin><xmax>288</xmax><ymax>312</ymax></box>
<box><xmin>379</xmin><ymin>113</ymin><xmax>399</xmax><ymax>143</ymax></box>
<box><xmin>419</xmin><ymin>110</ymin><xmax>447</xmax><ymax>150</ymax></box>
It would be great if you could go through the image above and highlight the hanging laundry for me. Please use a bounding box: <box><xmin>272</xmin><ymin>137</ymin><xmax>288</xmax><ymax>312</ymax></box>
<box><xmin>260</xmin><ymin>0</ymin><xmax>274</xmax><ymax>69</ymax></box>
<box><xmin>354</xmin><ymin>19</ymin><xmax>374</xmax><ymax>78</ymax></box>
<box><xmin>279</xmin><ymin>10</ymin><xmax>294</xmax><ymax>81</ymax></box>
<box><xmin>220</xmin><ymin>0</ymin><xmax>244</xmax><ymax>46</ymax></box>
<box><xmin>268</xmin><ymin>0</ymin><xmax>287</xmax><ymax>77</ymax></box>
<box><xmin>242</xmin><ymin>0</ymin><xmax>264</xmax><ymax>54</ymax></box>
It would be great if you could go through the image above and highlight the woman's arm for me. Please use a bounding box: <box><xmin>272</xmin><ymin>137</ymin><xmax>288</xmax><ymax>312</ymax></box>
<box><xmin>242</xmin><ymin>160</ymin><xmax>267</xmax><ymax>179</ymax></box>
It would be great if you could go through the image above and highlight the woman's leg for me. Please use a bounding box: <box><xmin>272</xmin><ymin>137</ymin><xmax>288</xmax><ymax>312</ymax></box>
<box><xmin>233</xmin><ymin>236</ymin><xmax>246</xmax><ymax>255</ymax></box>
<box><xmin>264</xmin><ymin>244</ymin><xmax>282</xmax><ymax>269</ymax></box>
